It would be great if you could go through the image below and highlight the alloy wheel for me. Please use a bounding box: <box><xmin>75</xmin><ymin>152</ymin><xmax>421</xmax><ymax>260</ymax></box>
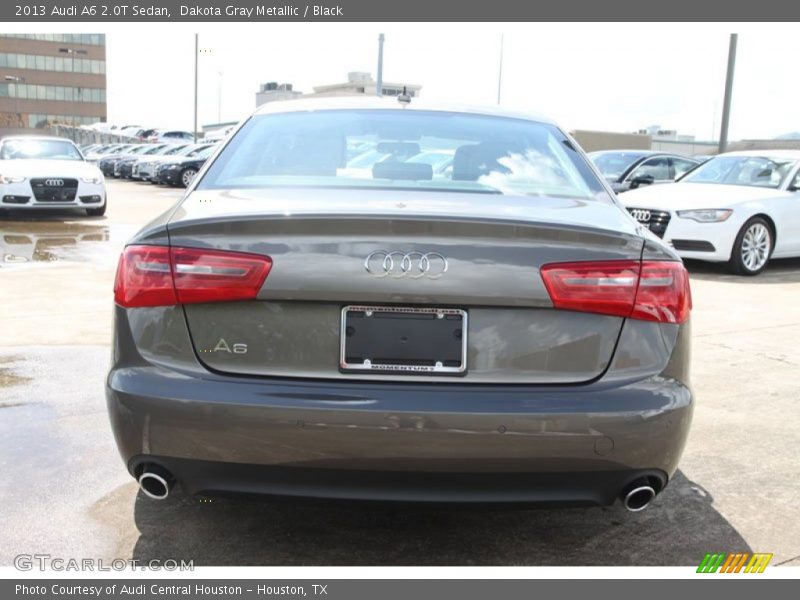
<box><xmin>181</xmin><ymin>169</ymin><xmax>197</xmax><ymax>187</ymax></box>
<box><xmin>740</xmin><ymin>222</ymin><xmax>770</xmax><ymax>272</ymax></box>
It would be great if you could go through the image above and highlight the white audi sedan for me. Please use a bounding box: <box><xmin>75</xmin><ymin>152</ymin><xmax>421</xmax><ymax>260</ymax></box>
<box><xmin>0</xmin><ymin>136</ymin><xmax>107</xmax><ymax>217</ymax></box>
<box><xmin>620</xmin><ymin>150</ymin><xmax>800</xmax><ymax>275</ymax></box>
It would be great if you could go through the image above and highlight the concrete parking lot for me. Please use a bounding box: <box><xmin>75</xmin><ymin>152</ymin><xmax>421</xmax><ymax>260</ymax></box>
<box><xmin>1</xmin><ymin>181</ymin><xmax>798</xmax><ymax>566</ymax></box>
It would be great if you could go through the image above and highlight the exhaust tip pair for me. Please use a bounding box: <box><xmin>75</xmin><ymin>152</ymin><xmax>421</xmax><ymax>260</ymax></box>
<box><xmin>135</xmin><ymin>465</ymin><xmax>660</xmax><ymax>510</ymax></box>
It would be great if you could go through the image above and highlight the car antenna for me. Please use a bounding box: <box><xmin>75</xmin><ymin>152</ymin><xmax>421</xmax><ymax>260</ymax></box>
<box><xmin>397</xmin><ymin>86</ymin><xmax>412</xmax><ymax>105</ymax></box>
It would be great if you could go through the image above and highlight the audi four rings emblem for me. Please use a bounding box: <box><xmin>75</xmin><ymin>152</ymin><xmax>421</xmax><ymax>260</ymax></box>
<box><xmin>630</xmin><ymin>209</ymin><xmax>652</xmax><ymax>223</ymax></box>
<box><xmin>364</xmin><ymin>251</ymin><xmax>449</xmax><ymax>278</ymax></box>
<box><xmin>44</xmin><ymin>179</ymin><xmax>64</xmax><ymax>187</ymax></box>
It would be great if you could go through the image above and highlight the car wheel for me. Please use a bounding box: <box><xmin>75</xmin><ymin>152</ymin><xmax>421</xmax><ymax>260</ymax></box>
<box><xmin>181</xmin><ymin>168</ymin><xmax>197</xmax><ymax>187</ymax></box>
<box><xmin>728</xmin><ymin>217</ymin><xmax>772</xmax><ymax>276</ymax></box>
<box><xmin>86</xmin><ymin>203</ymin><xmax>107</xmax><ymax>217</ymax></box>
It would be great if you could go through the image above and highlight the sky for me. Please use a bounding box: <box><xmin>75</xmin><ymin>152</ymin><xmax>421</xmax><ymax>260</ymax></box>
<box><xmin>101</xmin><ymin>24</ymin><xmax>799</xmax><ymax>141</ymax></box>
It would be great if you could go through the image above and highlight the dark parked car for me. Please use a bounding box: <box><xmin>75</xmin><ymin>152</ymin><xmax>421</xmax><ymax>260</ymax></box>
<box><xmin>156</xmin><ymin>144</ymin><xmax>216</xmax><ymax>187</ymax></box>
<box><xmin>132</xmin><ymin>144</ymin><xmax>193</xmax><ymax>181</ymax></box>
<box><xmin>588</xmin><ymin>150</ymin><xmax>700</xmax><ymax>193</ymax></box>
<box><xmin>108</xmin><ymin>98</ymin><xmax>693</xmax><ymax>511</ymax></box>
<box><xmin>115</xmin><ymin>144</ymin><xmax>170</xmax><ymax>178</ymax></box>
<box><xmin>98</xmin><ymin>145</ymin><xmax>149</xmax><ymax>177</ymax></box>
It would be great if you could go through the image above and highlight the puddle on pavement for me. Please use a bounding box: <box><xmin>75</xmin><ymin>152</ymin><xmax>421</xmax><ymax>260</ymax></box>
<box><xmin>0</xmin><ymin>214</ymin><xmax>134</xmax><ymax>268</ymax></box>
<box><xmin>0</xmin><ymin>355</ymin><xmax>31</xmax><ymax>393</ymax></box>
<box><xmin>88</xmin><ymin>481</ymin><xmax>141</xmax><ymax>559</ymax></box>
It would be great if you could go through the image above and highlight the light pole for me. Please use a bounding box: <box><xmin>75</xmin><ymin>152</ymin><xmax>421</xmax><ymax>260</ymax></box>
<box><xmin>718</xmin><ymin>34</ymin><xmax>738</xmax><ymax>154</ymax></box>
<box><xmin>376</xmin><ymin>33</ymin><xmax>384</xmax><ymax>97</ymax></box>
<box><xmin>194</xmin><ymin>34</ymin><xmax>199</xmax><ymax>143</ymax></box>
<box><xmin>4</xmin><ymin>75</ymin><xmax>25</xmax><ymax>129</ymax></box>
<box><xmin>496</xmin><ymin>34</ymin><xmax>504</xmax><ymax>105</ymax></box>
<box><xmin>217</xmin><ymin>70</ymin><xmax>223</xmax><ymax>123</ymax></box>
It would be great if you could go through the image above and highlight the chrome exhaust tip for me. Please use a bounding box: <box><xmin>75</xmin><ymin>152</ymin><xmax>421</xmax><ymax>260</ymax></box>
<box><xmin>622</xmin><ymin>484</ymin><xmax>656</xmax><ymax>512</ymax></box>
<box><xmin>138</xmin><ymin>466</ymin><xmax>174</xmax><ymax>500</ymax></box>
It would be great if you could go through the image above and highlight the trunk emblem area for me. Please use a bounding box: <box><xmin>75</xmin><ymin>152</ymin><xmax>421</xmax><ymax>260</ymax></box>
<box><xmin>364</xmin><ymin>251</ymin><xmax>448</xmax><ymax>278</ymax></box>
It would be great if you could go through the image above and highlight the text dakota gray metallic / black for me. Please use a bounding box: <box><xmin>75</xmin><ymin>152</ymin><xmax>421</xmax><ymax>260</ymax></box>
<box><xmin>179</xmin><ymin>5</ymin><xmax>337</xmax><ymax>17</ymax></box>
<box><xmin>106</xmin><ymin>97</ymin><xmax>694</xmax><ymax>511</ymax></box>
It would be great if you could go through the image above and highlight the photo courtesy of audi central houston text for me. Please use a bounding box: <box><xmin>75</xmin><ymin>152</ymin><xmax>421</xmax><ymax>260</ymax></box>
<box><xmin>108</xmin><ymin>98</ymin><xmax>693</xmax><ymax>510</ymax></box>
<box><xmin>1</xmin><ymin>21</ymin><xmax>799</xmax><ymax>574</ymax></box>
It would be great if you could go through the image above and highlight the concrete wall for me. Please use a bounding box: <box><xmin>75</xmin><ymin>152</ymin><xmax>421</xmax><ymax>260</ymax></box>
<box><xmin>727</xmin><ymin>139</ymin><xmax>800</xmax><ymax>152</ymax></box>
<box><xmin>570</xmin><ymin>130</ymin><xmax>651</xmax><ymax>152</ymax></box>
<box><xmin>572</xmin><ymin>129</ymin><xmax>719</xmax><ymax>157</ymax></box>
<box><xmin>651</xmin><ymin>140</ymin><xmax>719</xmax><ymax>156</ymax></box>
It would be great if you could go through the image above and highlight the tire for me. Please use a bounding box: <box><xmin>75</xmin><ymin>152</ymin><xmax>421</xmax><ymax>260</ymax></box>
<box><xmin>180</xmin><ymin>168</ymin><xmax>197</xmax><ymax>188</ymax></box>
<box><xmin>728</xmin><ymin>217</ymin><xmax>772</xmax><ymax>275</ymax></box>
<box><xmin>86</xmin><ymin>203</ymin><xmax>107</xmax><ymax>217</ymax></box>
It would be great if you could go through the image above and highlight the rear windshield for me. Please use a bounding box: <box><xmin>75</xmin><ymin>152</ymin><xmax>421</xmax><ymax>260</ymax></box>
<box><xmin>681</xmin><ymin>155</ymin><xmax>798</xmax><ymax>189</ymax></box>
<box><xmin>589</xmin><ymin>151</ymin><xmax>648</xmax><ymax>180</ymax></box>
<box><xmin>197</xmin><ymin>109</ymin><xmax>606</xmax><ymax>199</ymax></box>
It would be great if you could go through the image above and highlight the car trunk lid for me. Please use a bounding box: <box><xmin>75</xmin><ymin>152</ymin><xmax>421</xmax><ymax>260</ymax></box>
<box><xmin>164</xmin><ymin>188</ymin><xmax>644</xmax><ymax>383</ymax></box>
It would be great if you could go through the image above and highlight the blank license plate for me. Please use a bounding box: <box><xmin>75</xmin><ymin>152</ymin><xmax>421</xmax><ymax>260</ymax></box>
<box><xmin>340</xmin><ymin>305</ymin><xmax>467</xmax><ymax>375</ymax></box>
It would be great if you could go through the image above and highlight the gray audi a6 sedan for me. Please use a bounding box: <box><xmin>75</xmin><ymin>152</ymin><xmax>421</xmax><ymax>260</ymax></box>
<box><xmin>107</xmin><ymin>97</ymin><xmax>693</xmax><ymax>511</ymax></box>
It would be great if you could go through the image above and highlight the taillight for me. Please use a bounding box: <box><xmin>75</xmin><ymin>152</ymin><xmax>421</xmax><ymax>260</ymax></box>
<box><xmin>540</xmin><ymin>260</ymin><xmax>691</xmax><ymax>324</ymax></box>
<box><xmin>629</xmin><ymin>261</ymin><xmax>692</xmax><ymax>324</ymax></box>
<box><xmin>113</xmin><ymin>246</ymin><xmax>176</xmax><ymax>308</ymax></box>
<box><xmin>114</xmin><ymin>245</ymin><xmax>272</xmax><ymax>308</ymax></box>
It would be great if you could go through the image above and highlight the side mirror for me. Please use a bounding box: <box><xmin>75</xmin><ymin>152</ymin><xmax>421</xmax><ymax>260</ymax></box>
<box><xmin>630</xmin><ymin>173</ymin><xmax>655</xmax><ymax>189</ymax></box>
<box><xmin>789</xmin><ymin>179</ymin><xmax>800</xmax><ymax>192</ymax></box>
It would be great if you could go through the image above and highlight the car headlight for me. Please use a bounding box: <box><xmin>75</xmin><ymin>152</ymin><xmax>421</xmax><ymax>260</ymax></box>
<box><xmin>81</xmin><ymin>176</ymin><xmax>104</xmax><ymax>185</ymax></box>
<box><xmin>676</xmin><ymin>209</ymin><xmax>733</xmax><ymax>223</ymax></box>
<box><xmin>0</xmin><ymin>175</ymin><xmax>26</xmax><ymax>184</ymax></box>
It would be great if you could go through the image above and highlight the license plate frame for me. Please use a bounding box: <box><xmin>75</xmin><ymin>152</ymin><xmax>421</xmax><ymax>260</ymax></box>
<box><xmin>339</xmin><ymin>305</ymin><xmax>468</xmax><ymax>376</ymax></box>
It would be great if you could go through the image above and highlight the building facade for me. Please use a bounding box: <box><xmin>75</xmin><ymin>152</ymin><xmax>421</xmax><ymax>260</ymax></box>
<box><xmin>255</xmin><ymin>82</ymin><xmax>303</xmax><ymax>106</ymax></box>
<box><xmin>0</xmin><ymin>33</ymin><xmax>107</xmax><ymax>137</ymax></box>
<box><xmin>310</xmin><ymin>71</ymin><xmax>421</xmax><ymax>99</ymax></box>
<box><xmin>255</xmin><ymin>72</ymin><xmax>422</xmax><ymax>108</ymax></box>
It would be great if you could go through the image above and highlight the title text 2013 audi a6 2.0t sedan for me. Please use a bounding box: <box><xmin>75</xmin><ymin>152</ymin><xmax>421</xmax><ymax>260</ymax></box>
<box><xmin>106</xmin><ymin>98</ymin><xmax>693</xmax><ymax>512</ymax></box>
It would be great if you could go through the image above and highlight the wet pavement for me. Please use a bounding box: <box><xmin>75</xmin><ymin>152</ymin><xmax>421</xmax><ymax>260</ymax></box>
<box><xmin>0</xmin><ymin>180</ymin><xmax>799</xmax><ymax>567</ymax></box>
<box><xmin>0</xmin><ymin>182</ymin><xmax>182</xmax><ymax>346</ymax></box>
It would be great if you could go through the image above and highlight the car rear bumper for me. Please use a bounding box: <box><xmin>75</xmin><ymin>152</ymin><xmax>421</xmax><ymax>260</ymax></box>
<box><xmin>106</xmin><ymin>363</ymin><xmax>693</xmax><ymax>504</ymax></box>
<box><xmin>129</xmin><ymin>456</ymin><xmax>669</xmax><ymax>505</ymax></box>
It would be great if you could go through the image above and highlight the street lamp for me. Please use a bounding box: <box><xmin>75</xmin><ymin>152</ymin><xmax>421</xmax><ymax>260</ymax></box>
<box><xmin>376</xmin><ymin>34</ymin><xmax>385</xmax><ymax>97</ymax></box>
<box><xmin>497</xmin><ymin>34</ymin><xmax>504</xmax><ymax>105</ymax></box>
<box><xmin>718</xmin><ymin>34</ymin><xmax>738</xmax><ymax>154</ymax></box>
<box><xmin>217</xmin><ymin>70</ymin><xmax>223</xmax><ymax>123</ymax></box>
<box><xmin>195</xmin><ymin>39</ymin><xmax>215</xmax><ymax>142</ymax></box>
<box><xmin>194</xmin><ymin>35</ymin><xmax>199</xmax><ymax>143</ymax></box>
<box><xmin>4</xmin><ymin>75</ymin><xmax>26</xmax><ymax>129</ymax></box>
